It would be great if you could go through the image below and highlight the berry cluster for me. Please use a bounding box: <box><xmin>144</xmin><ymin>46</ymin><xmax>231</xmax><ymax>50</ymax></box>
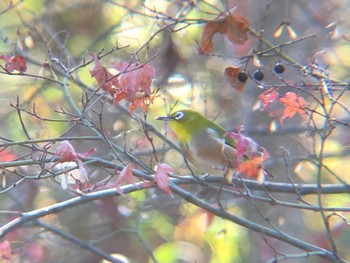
<box><xmin>237</xmin><ymin>63</ymin><xmax>286</xmax><ymax>83</ymax></box>
<box><xmin>253</xmin><ymin>63</ymin><xmax>286</xmax><ymax>81</ymax></box>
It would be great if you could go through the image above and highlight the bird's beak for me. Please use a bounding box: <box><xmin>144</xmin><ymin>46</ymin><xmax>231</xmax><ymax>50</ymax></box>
<box><xmin>155</xmin><ymin>115</ymin><xmax>171</xmax><ymax>121</ymax></box>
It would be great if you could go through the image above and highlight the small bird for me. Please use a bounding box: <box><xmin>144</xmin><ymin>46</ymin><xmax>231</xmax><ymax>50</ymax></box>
<box><xmin>156</xmin><ymin>109</ymin><xmax>269</xmax><ymax>177</ymax></box>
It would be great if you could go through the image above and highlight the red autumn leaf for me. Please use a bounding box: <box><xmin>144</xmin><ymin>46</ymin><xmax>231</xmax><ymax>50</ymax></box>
<box><xmin>259</xmin><ymin>89</ymin><xmax>279</xmax><ymax>111</ymax></box>
<box><xmin>113</xmin><ymin>62</ymin><xmax>155</xmax><ymax>100</ymax></box>
<box><xmin>154</xmin><ymin>163</ymin><xmax>174</xmax><ymax>196</ymax></box>
<box><xmin>238</xmin><ymin>160</ymin><xmax>261</xmax><ymax>178</ymax></box>
<box><xmin>115</xmin><ymin>163</ymin><xmax>136</xmax><ymax>194</ymax></box>
<box><xmin>112</xmin><ymin>62</ymin><xmax>156</xmax><ymax>113</ymax></box>
<box><xmin>199</xmin><ymin>12</ymin><xmax>249</xmax><ymax>54</ymax></box>
<box><xmin>127</xmin><ymin>95</ymin><xmax>155</xmax><ymax>113</ymax></box>
<box><xmin>89</xmin><ymin>52</ymin><xmax>157</xmax><ymax>113</ymax></box>
<box><xmin>280</xmin><ymin>92</ymin><xmax>308</xmax><ymax>122</ymax></box>
<box><xmin>224</xmin><ymin>14</ymin><xmax>250</xmax><ymax>45</ymax></box>
<box><xmin>53</xmin><ymin>140</ymin><xmax>78</xmax><ymax>163</ymax></box>
<box><xmin>226</xmin><ymin>131</ymin><xmax>269</xmax><ymax>179</ymax></box>
<box><xmin>0</xmin><ymin>150</ymin><xmax>15</xmax><ymax>162</ymax></box>
<box><xmin>0</xmin><ymin>55</ymin><xmax>27</xmax><ymax>73</ymax></box>
<box><xmin>238</xmin><ymin>149</ymin><xmax>269</xmax><ymax>180</ymax></box>
<box><xmin>51</xmin><ymin>140</ymin><xmax>95</xmax><ymax>178</ymax></box>
<box><xmin>54</xmin><ymin>140</ymin><xmax>95</xmax><ymax>162</ymax></box>
<box><xmin>224</xmin><ymin>66</ymin><xmax>246</xmax><ymax>92</ymax></box>
<box><xmin>89</xmin><ymin>52</ymin><xmax>119</xmax><ymax>96</ymax></box>
<box><xmin>0</xmin><ymin>240</ymin><xmax>11</xmax><ymax>260</ymax></box>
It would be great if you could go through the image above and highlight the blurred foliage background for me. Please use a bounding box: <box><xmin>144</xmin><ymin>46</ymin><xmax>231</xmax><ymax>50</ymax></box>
<box><xmin>0</xmin><ymin>0</ymin><xmax>350</xmax><ymax>262</ymax></box>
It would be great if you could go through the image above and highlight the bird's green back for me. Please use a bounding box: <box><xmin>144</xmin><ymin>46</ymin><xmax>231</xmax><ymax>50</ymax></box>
<box><xmin>167</xmin><ymin>110</ymin><xmax>237</xmax><ymax>149</ymax></box>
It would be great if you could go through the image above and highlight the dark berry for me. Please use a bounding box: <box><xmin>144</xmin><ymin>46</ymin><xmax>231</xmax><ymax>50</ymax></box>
<box><xmin>274</xmin><ymin>63</ymin><xmax>285</xmax><ymax>74</ymax></box>
<box><xmin>253</xmin><ymin>70</ymin><xmax>264</xmax><ymax>81</ymax></box>
<box><xmin>237</xmin><ymin>72</ymin><xmax>248</xmax><ymax>83</ymax></box>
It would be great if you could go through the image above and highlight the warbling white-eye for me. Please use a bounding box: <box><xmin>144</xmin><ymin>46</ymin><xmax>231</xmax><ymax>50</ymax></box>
<box><xmin>156</xmin><ymin>109</ymin><xmax>243</xmax><ymax>175</ymax></box>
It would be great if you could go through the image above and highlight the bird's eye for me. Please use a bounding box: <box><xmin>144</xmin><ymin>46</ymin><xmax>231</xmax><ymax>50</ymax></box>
<box><xmin>174</xmin><ymin>111</ymin><xmax>184</xmax><ymax>120</ymax></box>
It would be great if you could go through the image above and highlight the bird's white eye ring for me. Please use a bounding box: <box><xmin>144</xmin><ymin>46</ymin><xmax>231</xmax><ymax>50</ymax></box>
<box><xmin>174</xmin><ymin>111</ymin><xmax>184</xmax><ymax>120</ymax></box>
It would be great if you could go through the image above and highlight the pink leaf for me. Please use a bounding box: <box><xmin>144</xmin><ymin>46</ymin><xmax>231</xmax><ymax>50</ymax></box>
<box><xmin>259</xmin><ymin>89</ymin><xmax>279</xmax><ymax>111</ymax></box>
<box><xmin>0</xmin><ymin>55</ymin><xmax>27</xmax><ymax>73</ymax></box>
<box><xmin>51</xmin><ymin>140</ymin><xmax>95</xmax><ymax>180</ymax></box>
<box><xmin>154</xmin><ymin>163</ymin><xmax>174</xmax><ymax>196</ymax></box>
<box><xmin>0</xmin><ymin>150</ymin><xmax>15</xmax><ymax>162</ymax></box>
<box><xmin>199</xmin><ymin>12</ymin><xmax>249</xmax><ymax>54</ymax></box>
<box><xmin>280</xmin><ymin>92</ymin><xmax>308</xmax><ymax>122</ymax></box>
<box><xmin>226</xmin><ymin>131</ymin><xmax>269</xmax><ymax>179</ymax></box>
<box><xmin>53</xmin><ymin>140</ymin><xmax>78</xmax><ymax>163</ymax></box>
<box><xmin>112</xmin><ymin>62</ymin><xmax>155</xmax><ymax>100</ymax></box>
<box><xmin>53</xmin><ymin>140</ymin><xmax>94</xmax><ymax>163</ymax></box>
<box><xmin>115</xmin><ymin>163</ymin><xmax>136</xmax><ymax>194</ymax></box>
<box><xmin>89</xmin><ymin>53</ymin><xmax>157</xmax><ymax>113</ymax></box>
<box><xmin>111</xmin><ymin>62</ymin><xmax>156</xmax><ymax>113</ymax></box>
<box><xmin>77</xmin><ymin>147</ymin><xmax>96</xmax><ymax>159</ymax></box>
<box><xmin>88</xmin><ymin>52</ymin><xmax>119</xmax><ymax>96</ymax></box>
<box><xmin>226</xmin><ymin>130</ymin><xmax>259</xmax><ymax>164</ymax></box>
<box><xmin>0</xmin><ymin>240</ymin><xmax>11</xmax><ymax>260</ymax></box>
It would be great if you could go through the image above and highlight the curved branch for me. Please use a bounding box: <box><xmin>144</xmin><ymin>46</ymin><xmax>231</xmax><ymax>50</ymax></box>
<box><xmin>0</xmin><ymin>179</ymin><xmax>345</xmax><ymax>262</ymax></box>
<box><xmin>1</xmin><ymin>157</ymin><xmax>350</xmax><ymax>195</ymax></box>
<box><xmin>169</xmin><ymin>183</ymin><xmax>345</xmax><ymax>262</ymax></box>
<box><xmin>0</xmin><ymin>182</ymin><xmax>150</xmax><ymax>238</ymax></box>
